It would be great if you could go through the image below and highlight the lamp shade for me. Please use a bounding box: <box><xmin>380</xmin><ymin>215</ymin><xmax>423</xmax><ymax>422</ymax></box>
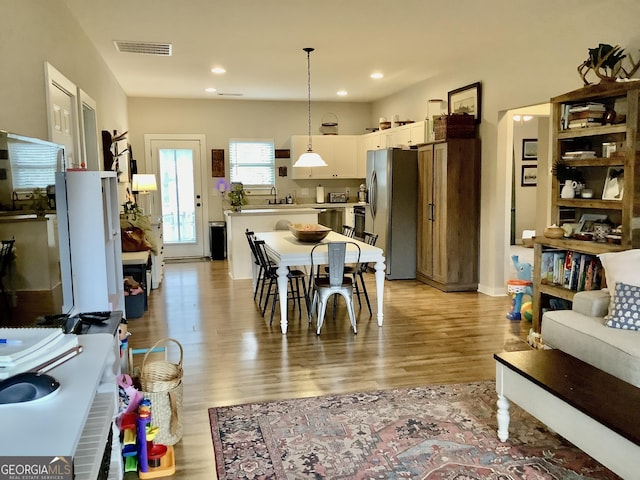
<box><xmin>293</xmin><ymin>151</ymin><xmax>327</xmax><ymax>168</ymax></box>
<box><xmin>132</xmin><ymin>173</ymin><xmax>157</xmax><ymax>193</ymax></box>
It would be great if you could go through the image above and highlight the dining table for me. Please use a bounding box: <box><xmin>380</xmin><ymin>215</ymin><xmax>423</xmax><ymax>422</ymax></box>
<box><xmin>254</xmin><ymin>230</ymin><xmax>386</xmax><ymax>334</ymax></box>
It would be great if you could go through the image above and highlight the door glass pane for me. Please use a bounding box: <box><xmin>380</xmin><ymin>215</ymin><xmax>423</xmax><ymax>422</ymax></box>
<box><xmin>159</xmin><ymin>148</ymin><xmax>196</xmax><ymax>244</ymax></box>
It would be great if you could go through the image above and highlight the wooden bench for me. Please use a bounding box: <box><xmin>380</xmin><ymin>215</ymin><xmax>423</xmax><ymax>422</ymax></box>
<box><xmin>494</xmin><ymin>349</ymin><xmax>640</xmax><ymax>479</ymax></box>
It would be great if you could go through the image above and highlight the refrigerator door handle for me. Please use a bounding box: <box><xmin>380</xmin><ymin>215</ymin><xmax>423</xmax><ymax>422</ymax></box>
<box><xmin>369</xmin><ymin>170</ymin><xmax>377</xmax><ymax>218</ymax></box>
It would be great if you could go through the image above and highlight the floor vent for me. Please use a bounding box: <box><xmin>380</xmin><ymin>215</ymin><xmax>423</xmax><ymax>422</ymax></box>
<box><xmin>114</xmin><ymin>40</ymin><xmax>172</xmax><ymax>56</ymax></box>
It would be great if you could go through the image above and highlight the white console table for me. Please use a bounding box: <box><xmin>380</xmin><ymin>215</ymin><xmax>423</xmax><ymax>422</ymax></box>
<box><xmin>0</xmin><ymin>334</ymin><xmax>123</xmax><ymax>480</ymax></box>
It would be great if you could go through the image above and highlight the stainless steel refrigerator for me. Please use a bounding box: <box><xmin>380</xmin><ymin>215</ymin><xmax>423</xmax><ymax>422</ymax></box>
<box><xmin>366</xmin><ymin>148</ymin><xmax>418</xmax><ymax>279</ymax></box>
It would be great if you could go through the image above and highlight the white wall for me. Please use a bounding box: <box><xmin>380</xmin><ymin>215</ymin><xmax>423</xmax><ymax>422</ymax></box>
<box><xmin>0</xmin><ymin>1</ymin><xmax>128</xmax><ymax>155</ymax></box>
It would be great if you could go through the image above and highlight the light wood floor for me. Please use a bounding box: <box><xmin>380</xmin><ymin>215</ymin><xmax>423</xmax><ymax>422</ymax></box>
<box><xmin>126</xmin><ymin>259</ymin><xmax>531</xmax><ymax>479</ymax></box>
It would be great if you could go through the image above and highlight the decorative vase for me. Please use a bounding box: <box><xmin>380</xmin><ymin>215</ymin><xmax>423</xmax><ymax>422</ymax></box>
<box><xmin>560</xmin><ymin>181</ymin><xmax>576</xmax><ymax>199</ymax></box>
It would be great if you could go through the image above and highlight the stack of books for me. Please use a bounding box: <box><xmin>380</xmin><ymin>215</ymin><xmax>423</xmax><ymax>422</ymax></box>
<box><xmin>540</xmin><ymin>250</ymin><xmax>602</xmax><ymax>292</ymax></box>
<box><xmin>565</xmin><ymin>102</ymin><xmax>606</xmax><ymax>129</ymax></box>
<box><xmin>0</xmin><ymin>328</ymin><xmax>81</xmax><ymax>379</ymax></box>
<box><xmin>562</xmin><ymin>150</ymin><xmax>597</xmax><ymax>160</ymax></box>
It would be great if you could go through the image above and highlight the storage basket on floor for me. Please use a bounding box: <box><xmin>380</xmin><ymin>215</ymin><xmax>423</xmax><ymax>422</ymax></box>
<box><xmin>139</xmin><ymin>338</ymin><xmax>184</xmax><ymax>445</ymax></box>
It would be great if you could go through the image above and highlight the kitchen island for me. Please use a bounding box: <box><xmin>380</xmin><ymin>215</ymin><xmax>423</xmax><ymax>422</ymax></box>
<box><xmin>224</xmin><ymin>208</ymin><xmax>318</xmax><ymax>279</ymax></box>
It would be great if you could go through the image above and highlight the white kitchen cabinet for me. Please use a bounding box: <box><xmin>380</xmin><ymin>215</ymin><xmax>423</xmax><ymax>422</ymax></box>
<box><xmin>357</xmin><ymin>131</ymin><xmax>388</xmax><ymax>178</ymax></box>
<box><xmin>291</xmin><ymin>135</ymin><xmax>359</xmax><ymax>179</ymax></box>
<box><xmin>56</xmin><ymin>170</ymin><xmax>124</xmax><ymax>313</ymax></box>
<box><xmin>391</xmin><ymin>121</ymin><xmax>426</xmax><ymax>147</ymax></box>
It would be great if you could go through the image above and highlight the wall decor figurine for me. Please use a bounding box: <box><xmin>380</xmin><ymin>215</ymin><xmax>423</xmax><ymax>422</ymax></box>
<box><xmin>577</xmin><ymin>43</ymin><xmax>640</xmax><ymax>85</ymax></box>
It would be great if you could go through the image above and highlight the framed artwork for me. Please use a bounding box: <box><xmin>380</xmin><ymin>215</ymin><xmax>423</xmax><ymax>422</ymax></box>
<box><xmin>211</xmin><ymin>149</ymin><xmax>225</xmax><ymax>177</ymax></box>
<box><xmin>602</xmin><ymin>167</ymin><xmax>624</xmax><ymax>200</ymax></box>
<box><xmin>522</xmin><ymin>138</ymin><xmax>538</xmax><ymax>160</ymax></box>
<box><xmin>448</xmin><ymin>81</ymin><xmax>482</xmax><ymax>123</ymax></box>
<box><xmin>521</xmin><ymin>165</ymin><xmax>537</xmax><ymax>187</ymax></box>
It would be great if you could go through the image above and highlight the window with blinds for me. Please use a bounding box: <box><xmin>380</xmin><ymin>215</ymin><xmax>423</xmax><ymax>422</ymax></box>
<box><xmin>8</xmin><ymin>140</ymin><xmax>63</xmax><ymax>191</ymax></box>
<box><xmin>229</xmin><ymin>139</ymin><xmax>275</xmax><ymax>187</ymax></box>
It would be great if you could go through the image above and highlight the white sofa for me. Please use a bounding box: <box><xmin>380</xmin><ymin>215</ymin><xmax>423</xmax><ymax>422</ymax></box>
<box><xmin>542</xmin><ymin>248</ymin><xmax>640</xmax><ymax>387</ymax></box>
<box><xmin>542</xmin><ymin>289</ymin><xmax>640</xmax><ymax>387</ymax></box>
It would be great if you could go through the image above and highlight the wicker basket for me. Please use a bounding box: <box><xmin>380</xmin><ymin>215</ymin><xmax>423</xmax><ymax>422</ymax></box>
<box><xmin>433</xmin><ymin>114</ymin><xmax>476</xmax><ymax>140</ymax></box>
<box><xmin>140</xmin><ymin>338</ymin><xmax>184</xmax><ymax>393</ymax></box>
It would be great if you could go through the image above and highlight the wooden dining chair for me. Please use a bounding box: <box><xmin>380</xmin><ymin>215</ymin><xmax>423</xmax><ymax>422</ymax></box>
<box><xmin>0</xmin><ymin>239</ymin><xmax>16</xmax><ymax>311</ymax></box>
<box><xmin>253</xmin><ymin>239</ymin><xmax>307</xmax><ymax>324</ymax></box>
<box><xmin>245</xmin><ymin>230</ymin><xmax>264</xmax><ymax>302</ymax></box>
<box><xmin>309</xmin><ymin>241</ymin><xmax>360</xmax><ymax>335</ymax></box>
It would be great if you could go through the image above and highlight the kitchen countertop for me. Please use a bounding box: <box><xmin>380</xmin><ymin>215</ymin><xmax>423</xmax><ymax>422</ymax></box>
<box><xmin>240</xmin><ymin>202</ymin><xmax>367</xmax><ymax>209</ymax></box>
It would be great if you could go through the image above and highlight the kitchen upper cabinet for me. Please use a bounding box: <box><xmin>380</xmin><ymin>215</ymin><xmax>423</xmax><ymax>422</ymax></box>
<box><xmin>392</xmin><ymin>121</ymin><xmax>426</xmax><ymax>148</ymax></box>
<box><xmin>417</xmin><ymin>139</ymin><xmax>480</xmax><ymax>291</ymax></box>
<box><xmin>291</xmin><ymin>135</ymin><xmax>358</xmax><ymax>179</ymax></box>
<box><xmin>357</xmin><ymin>131</ymin><xmax>389</xmax><ymax>178</ymax></box>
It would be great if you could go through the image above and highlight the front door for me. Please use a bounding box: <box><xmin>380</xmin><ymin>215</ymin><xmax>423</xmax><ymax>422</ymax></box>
<box><xmin>146</xmin><ymin>135</ymin><xmax>208</xmax><ymax>258</ymax></box>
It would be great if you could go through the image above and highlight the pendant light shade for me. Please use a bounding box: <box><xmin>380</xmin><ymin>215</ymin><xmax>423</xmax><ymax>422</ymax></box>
<box><xmin>293</xmin><ymin>47</ymin><xmax>327</xmax><ymax>168</ymax></box>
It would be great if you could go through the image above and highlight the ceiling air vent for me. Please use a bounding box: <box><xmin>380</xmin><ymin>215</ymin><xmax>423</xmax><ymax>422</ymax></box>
<box><xmin>217</xmin><ymin>92</ymin><xmax>244</xmax><ymax>97</ymax></box>
<box><xmin>114</xmin><ymin>40</ymin><xmax>172</xmax><ymax>56</ymax></box>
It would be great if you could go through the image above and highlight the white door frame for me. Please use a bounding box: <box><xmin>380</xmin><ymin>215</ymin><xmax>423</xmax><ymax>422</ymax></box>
<box><xmin>144</xmin><ymin>133</ymin><xmax>209</xmax><ymax>258</ymax></box>
<box><xmin>44</xmin><ymin>62</ymin><xmax>81</xmax><ymax>169</ymax></box>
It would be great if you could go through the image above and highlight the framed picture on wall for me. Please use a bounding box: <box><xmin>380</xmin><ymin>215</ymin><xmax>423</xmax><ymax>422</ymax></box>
<box><xmin>447</xmin><ymin>82</ymin><xmax>482</xmax><ymax>123</ymax></box>
<box><xmin>521</xmin><ymin>165</ymin><xmax>537</xmax><ymax>187</ymax></box>
<box><xmin>522</xmin><ymin>138</ymin><xmax>538</xmax><ymax>160</ymax></box>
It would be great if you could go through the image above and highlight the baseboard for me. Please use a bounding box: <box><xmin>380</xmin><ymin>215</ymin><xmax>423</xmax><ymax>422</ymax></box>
<box><xmin>478</xmin><ymin>283</ymin><xmax>508</xmax><ymax>297</ymax></box>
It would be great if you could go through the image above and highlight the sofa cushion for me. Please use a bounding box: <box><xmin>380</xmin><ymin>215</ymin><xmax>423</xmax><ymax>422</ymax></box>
<box><xmin>606</xmin><ymin>282</ymin><xmax>640</xmax><ymax>330</ymax></box>
<box><xmin>542</xmin><ymin>309</ymin><xmax>640</xmax><ymax>387</ymax></box>
<box><xmin>598</xmin><ymin>249</ymin><xmax>640</xmax><ymax>318</ymax></box>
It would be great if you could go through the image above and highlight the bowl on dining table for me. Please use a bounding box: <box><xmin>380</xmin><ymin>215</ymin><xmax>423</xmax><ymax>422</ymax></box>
<box><xmin>288</xmin><ymin>223</ymin><xmax>331</xmax><ymax>242</ymax></box>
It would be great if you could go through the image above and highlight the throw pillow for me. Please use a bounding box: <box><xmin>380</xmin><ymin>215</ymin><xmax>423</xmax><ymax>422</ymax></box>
<box><xmin>606</xmin><ymin>282</ymin><xmax>640</xmax><ymax>330</ymax></box>
<box><xmin>597</xmin><ymin>249</ymin><xmax>640</xmax><ymax>318</ymax></box>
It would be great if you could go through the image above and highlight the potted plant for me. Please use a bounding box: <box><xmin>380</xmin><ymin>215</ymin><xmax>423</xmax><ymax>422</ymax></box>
<box><xmin>228</xmin><ymin>182</ymin><xmax>247</xmax><ymax>211</ymax></box>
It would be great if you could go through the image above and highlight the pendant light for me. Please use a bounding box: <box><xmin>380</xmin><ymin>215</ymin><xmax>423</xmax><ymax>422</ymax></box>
<box><xmin>293</xmin><ymin>47</ymin><xmax>327</xmax><ymax>168</ymax></box>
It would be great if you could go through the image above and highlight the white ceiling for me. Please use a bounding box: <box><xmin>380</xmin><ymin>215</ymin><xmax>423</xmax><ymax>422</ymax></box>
<box><xmin>61</xmin><ymin>0</ymin><xmax>638</xmax><ymax>102</ymax></box>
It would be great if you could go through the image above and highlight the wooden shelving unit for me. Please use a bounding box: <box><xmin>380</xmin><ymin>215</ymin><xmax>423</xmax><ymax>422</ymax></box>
<box><xmin>532</xmin><ymin>81</ymin><xmax>640</xmax><ymax>332</ymax></box>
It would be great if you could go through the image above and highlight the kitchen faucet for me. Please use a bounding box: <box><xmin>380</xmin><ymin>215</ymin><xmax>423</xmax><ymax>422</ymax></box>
<box><xmin>270</xmin><ymin>186</ymin><xmax>277</xmax><ymax>204</ymax></box>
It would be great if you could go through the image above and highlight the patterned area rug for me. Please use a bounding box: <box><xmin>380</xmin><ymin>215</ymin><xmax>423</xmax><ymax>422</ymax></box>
<box><xmin>209</xmin><ymin>382</ymin><xmax>618</xmax><ymax>479</ymax></box>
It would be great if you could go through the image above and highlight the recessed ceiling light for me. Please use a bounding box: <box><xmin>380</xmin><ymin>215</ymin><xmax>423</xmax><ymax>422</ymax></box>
<box><xmin>205</xmin><ymin>87</ymin><xmax>217</xmax><ymax>93</ymax></box>
<box><xmin>370</xmin><ymin>72</ymin><xmax>384</xmax><ymax>79</ymax></box>
<box><xmin>211</xmin><ymin>67</ymin><xmax>226</xmax><ymax>74</ymax></box>
<box><xmin>337</xmin><ymin>90</ymin><xmax>348</xmax><ymax>96</ymax></box>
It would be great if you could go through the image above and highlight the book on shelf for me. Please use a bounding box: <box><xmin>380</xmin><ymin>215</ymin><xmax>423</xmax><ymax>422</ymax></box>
<box><xmin>568</xmin><ymin>102</ymin><xmax>607</xmax><ymax>113</ymax></box>
<box><xmin>562</xmin><ymin>150</ymin><xmax>597</xmax><ymax>159</ymax></box>
<box><xmin>568</xmin><ymin>110</ymin><xmax>605</xmax><ymax>121</ymax></box>
<box><xmin>540</xmin><ymin>249</ymin><xmax>564</xmax><ymax>284</ymax></box>
<box><xmin>563</xmin><ymin>251</ymin><xmax>573</xmax><ymax>288</ymax></box>
<box><xmin>553</xmin><ymin>251</ymin><xmax>565</xmax><ymax>285</ymax></box>
<box><xmin>568</xmin><ymin>119</ymin><xmax>603</xmax><ymax>129</ymax></box>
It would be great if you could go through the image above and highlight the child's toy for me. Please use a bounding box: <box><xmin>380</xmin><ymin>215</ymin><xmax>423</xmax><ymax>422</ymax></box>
<box><xmin>520</xmin><ymin>300</ymin><xmax>533</xmax><ymax>322</ymax></box>
<box><xmin>507</xmin><ymin>279</ymin><xmax>533</xmax><ymax>320</ymax></box>
<box><xmin>507</xmin><ymin>255</ymin><xmax>533</xmax><ymax>321</ymax></box>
